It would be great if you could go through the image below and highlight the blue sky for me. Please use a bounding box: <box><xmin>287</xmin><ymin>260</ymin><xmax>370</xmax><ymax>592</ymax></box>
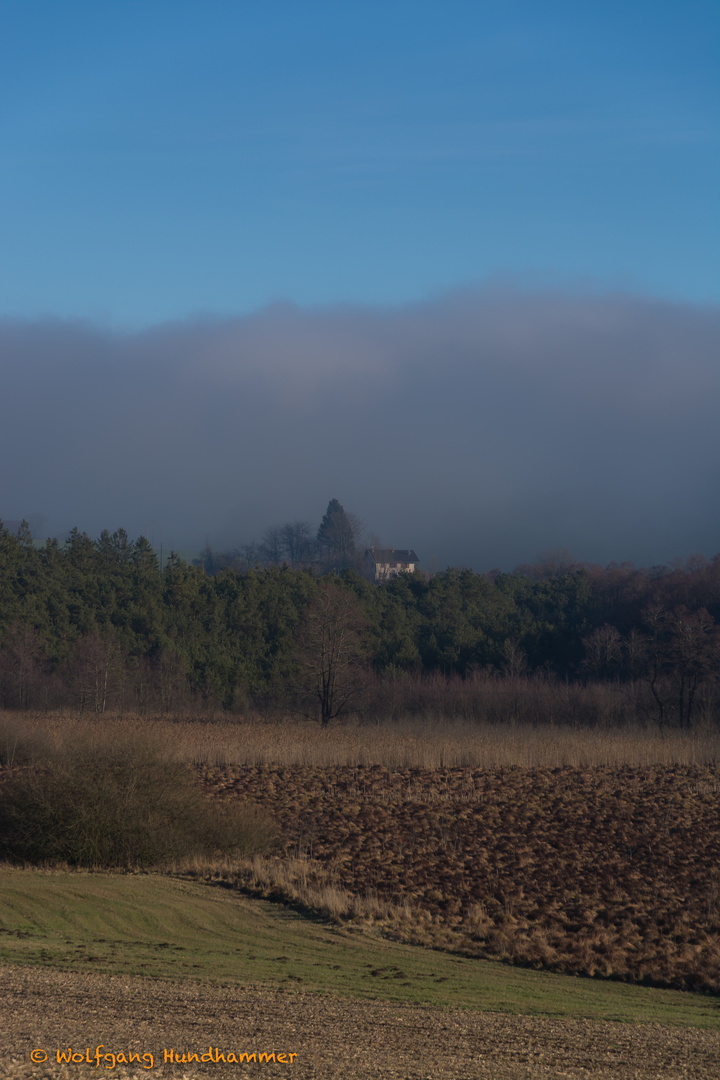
<box><xmin>1</xmin><ymin>2</ymin><xmax>718</xmax><ymax>568</ymax></box>
<box><xmin>1</xmin><ymin>0</ymin><xmax>717</xmax><ymax>325</ymax></box>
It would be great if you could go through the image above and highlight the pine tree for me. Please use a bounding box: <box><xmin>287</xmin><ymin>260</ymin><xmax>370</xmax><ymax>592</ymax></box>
<box><xmin>316</xmin><ymin>499</ymin><xmax>359</xmax><ymax>568</ymax></box>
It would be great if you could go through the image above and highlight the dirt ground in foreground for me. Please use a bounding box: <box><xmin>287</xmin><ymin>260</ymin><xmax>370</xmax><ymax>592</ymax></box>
<box><xmin>1</xmin><ymin>964</ymin><xmax>718</xmax><ymax>1080</ymax></box>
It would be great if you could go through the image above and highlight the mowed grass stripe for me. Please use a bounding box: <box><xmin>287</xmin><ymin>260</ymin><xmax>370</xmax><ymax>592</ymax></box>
<box><xmin>0</xmin><ymin>868</ymin><xmax>718</xmax><ymax>1030</ymax></box>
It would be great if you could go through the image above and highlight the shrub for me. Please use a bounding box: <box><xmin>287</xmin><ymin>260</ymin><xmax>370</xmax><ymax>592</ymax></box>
<box><xmin>0</xmin><ymin>713</ymin><xmax>52</xmax><ymax>766</ymax></box>
<box><xmin>0</xmin><ymin>734</ymin><xmax>277</xmax><ymax>868</ymax></box>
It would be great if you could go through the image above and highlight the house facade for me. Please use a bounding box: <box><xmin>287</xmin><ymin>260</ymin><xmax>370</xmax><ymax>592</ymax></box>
<box><xmin>365</xmin><ymin>547</ymin><xmax>420</xmax><ymax>582</ymax></box>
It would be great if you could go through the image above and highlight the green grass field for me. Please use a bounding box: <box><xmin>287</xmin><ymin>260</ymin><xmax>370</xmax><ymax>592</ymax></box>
<box><xmin>0</xmin><ymin>867</ymin><xmax>718</xmax><ymax>1031</ymax></box>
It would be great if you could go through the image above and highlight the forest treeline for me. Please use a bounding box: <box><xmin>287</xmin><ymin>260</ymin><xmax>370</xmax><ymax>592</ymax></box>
<box><xmin>1</xmin><ymin>520</ymin><xmax>719</xmax><ymax>727</ymax></box>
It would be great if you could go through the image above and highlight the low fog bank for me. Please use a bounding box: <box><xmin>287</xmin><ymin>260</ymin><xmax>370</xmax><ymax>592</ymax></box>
<box><xmin>1</xmin><ymin>288</ymin><xmax>718</xmax><ymax>570</ymax></box>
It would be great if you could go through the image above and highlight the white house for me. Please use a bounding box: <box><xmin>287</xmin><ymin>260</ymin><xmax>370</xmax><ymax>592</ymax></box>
<box><xmin>365</xmin><ymin>547</ymin><xmax>420</xmax><ymax>582</ymax></box>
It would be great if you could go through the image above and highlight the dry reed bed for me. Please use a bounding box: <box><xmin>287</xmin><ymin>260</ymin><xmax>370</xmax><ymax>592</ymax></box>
<box><xmin>7</xmin><ymin>711</ymin><xmax>720</xmax><ymax>769</ymax></box>
<box><xmin>196</xmin><ymin>762</ymin><xmax>720</xmax><ymax>993</ymax></box>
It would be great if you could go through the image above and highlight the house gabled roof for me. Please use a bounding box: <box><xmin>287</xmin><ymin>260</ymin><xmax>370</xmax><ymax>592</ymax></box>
<box><xmin>366</xmin><ymin>547</ymin><xmax>419</xmax><ymax>566</ymax></box>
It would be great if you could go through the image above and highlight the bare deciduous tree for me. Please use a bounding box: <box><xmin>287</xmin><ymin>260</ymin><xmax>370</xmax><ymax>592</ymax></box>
<box><xmin>260</xmin><ymin>525</ymin><xmax>285</xmax><ymax>566</ymax></box>
<box><xmin>637</xmin><ymin>606</ymin><xmax>720</xmax><ymax>727</ymax></box>
<box><xmin>68</xmin><ymin>631</ymin><xmax>126</xmax><ymax>714</ymax></box>
<box><xmin>293</xmin><ymin>581</ymin><xmax>368</xmax><ymax>725</ymax></box>
<box><xmin>280</xmin><ymin>520</ymin><xmax>314</xmax><ymax>567</ymax></box>
<box><xmin>582</xmin><ymin>624</ymin><xmax>623</xmax><ymax>679</ymax></box>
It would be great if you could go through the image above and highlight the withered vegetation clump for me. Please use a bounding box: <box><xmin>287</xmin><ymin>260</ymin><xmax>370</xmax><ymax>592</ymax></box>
<box><xmin>0</xmin><ymin>731</ymin><xmax>277</xmax><ymax>869</ymax></box>
<box><xmin>196</xmin><ymin>762</ymin><xmax>720</xmax><ymax>993</ymax></box>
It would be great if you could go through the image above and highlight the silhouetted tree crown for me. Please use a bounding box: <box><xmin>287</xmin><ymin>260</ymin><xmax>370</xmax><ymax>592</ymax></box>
<box><xmin>316</xmin><ymin>499</ymin><xmax>358</xmax><ymax>567</ymax></box>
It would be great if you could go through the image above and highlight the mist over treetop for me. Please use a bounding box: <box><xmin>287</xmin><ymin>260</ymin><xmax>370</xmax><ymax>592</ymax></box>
<box><xmin>1</xmin><ymin>288</ymin><xmax>718</xmax><ymax>569</ymax></box>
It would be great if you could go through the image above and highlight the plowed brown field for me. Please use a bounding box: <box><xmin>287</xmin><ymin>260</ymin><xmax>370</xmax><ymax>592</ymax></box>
<box><xmin>200</xmin><ymin>764</ymin><xmax>720</xmax><ymax>993</ymax></box>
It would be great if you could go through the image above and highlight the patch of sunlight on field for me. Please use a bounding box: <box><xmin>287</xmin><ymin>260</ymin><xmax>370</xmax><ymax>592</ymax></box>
<box><xmin>0</xmin><ymin>868</ymin><xmax>718</xmax><ymax>1031</ymax></box>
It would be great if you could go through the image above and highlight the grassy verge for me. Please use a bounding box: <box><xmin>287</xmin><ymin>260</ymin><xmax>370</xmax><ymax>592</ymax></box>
<box><xmin>0</xmin><ymin>868</ymin><xmax>718</xmax><ymax>1030</ymax></box>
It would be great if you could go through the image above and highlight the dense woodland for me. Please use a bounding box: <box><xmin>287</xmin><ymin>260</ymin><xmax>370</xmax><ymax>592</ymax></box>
<box><xmin>1</xmin><ymin>518</ymin><xmax>719</xmax><ymax>727</ymax></box>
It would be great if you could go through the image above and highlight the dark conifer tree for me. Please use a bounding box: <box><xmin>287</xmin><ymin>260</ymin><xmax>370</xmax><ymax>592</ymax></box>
<box><xmin>316</xmin><ymin>499</ymin><xmax>359</xmax><ymax>569</ymax></box>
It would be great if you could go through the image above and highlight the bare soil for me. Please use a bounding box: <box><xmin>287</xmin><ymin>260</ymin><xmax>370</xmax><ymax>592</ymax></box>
<box><xmin>200</xmin><ymin>763</ymin><xmax>720</xmax><ymax>992</ymax></box>
<box><xmin>2</xmin><ymin>962</ymin><xmax>718</xmax><ymax>1080</ymax></box>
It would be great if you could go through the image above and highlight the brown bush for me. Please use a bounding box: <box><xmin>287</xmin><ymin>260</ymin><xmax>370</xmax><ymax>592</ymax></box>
<box><xmin>0</xmin><ymin>731</ymin><xmax>277</xmax><ymax>868</ymax></box>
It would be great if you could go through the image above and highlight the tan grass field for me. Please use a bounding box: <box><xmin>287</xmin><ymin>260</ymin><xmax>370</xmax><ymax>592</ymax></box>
<box><xmin>6</xmin><ymin>709</ymin><xmax>720</xmax><ymax>769</ymax></box>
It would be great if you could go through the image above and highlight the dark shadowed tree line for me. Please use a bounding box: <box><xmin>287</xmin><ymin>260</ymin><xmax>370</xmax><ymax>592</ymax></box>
<box><xmin>1</xmin><ymin>519</ymin><xmax>719</xmax><ymax>727</ymax></box>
